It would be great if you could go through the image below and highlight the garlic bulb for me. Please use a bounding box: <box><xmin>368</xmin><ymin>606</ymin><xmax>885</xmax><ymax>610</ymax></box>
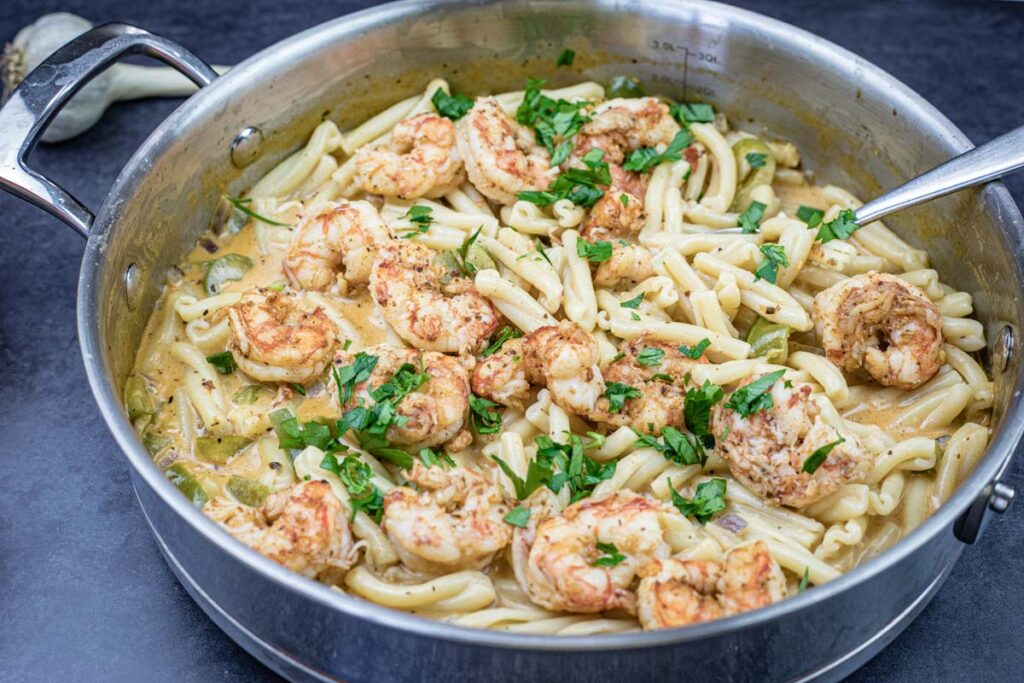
<box><xmin>1</xmin><ymin>13</ymin><xmax>229</xmax><ymax>142</ymax></box>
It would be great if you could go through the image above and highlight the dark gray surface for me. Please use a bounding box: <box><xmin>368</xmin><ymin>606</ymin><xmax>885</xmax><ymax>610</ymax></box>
<box><xmin>1</xmin><ymin>1</ymin><xmax>1021</xmax><ymax>681</ymax></box>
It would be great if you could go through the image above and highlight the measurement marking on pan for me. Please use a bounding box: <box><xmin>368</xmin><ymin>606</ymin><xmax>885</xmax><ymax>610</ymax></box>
<box><xmin>649</xmin><ymin>38</ymin><xmax>720</xmax><ymax>100</ymax></box>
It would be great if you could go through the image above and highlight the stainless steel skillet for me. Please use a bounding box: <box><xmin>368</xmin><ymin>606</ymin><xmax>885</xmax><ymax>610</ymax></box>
<box><xmin>0</xmin><ymin>1</ymin><xmax>1021</xmax><ymax>681</ymax></box>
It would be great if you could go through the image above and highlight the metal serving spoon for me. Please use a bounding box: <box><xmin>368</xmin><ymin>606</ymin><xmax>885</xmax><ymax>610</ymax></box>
<box><xmin>719</xmin><ymin>123</ymin><xmax>1024</xmax><ymax>230</ymax></box>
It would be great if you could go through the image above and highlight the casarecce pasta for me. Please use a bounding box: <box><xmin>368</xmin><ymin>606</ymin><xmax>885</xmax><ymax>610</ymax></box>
<box><xmin>125</xmin><ymin>70</ymin><xmax>995</xmax><ymax>634</ymax></box>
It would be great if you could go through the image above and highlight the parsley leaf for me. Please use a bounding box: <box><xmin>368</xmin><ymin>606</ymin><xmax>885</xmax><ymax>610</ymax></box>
<box><xmin>431</xmin><ymin>88</ymin><xmax>474</xmax><ymax>120</ymax></box>
<box><xmin>469</xmin><ymin>394</ymin><xmax>502</xmax><ymax>434</ymax></box>
<box><xmin>678</xmin><ymin>338</ymin><xmax>710</xmax><ymax>360</ymax></box>
<box><xmin>516</xmin><ymin>77</ymin><xmax>592</xmax><ymax>162</ymax></box>
<box><xmin>620</xmin><ymin>193</ymin><xmax>629</xmax><ymax>206</ymax></box>
<box><xmin>634</xmin><ymin>426</ymin><xmax>705</xmax><ymax>466</ymax></box>
<box><xmin>799</xmin><ymin>567</ymin><xmax>810</xmax><ymax>593</ymax></box>
<box><xmin>796</xmin><ymin>205</ymin><xmax>824</xmax><ymax>226</ymax></box>
<box><xmin>206</xmin><ymin>351</ymin><xmax>236</xmax><ymax>375</ymax></box>
<box><xmin>746</xmin><ymin>152</ymin><xmax>768</xmax><ymax>168</ymax></box>
<box><xmin>332</xmin><ymin>353</ymin><xmax>379</xmax><ymax>406</ymax></box>
<box><xmin>737</xmin><ymin>200</ymin><xmax>767</xmax><ymax>234</ymax></box>
<box><xmin>448</xmin><ymin>227</ymin><xmax>483</xmax><ymax>277</ymax></box>
<box><xmin>684</xmin><ymin>380</ymin><xmax>725</xmax><ymax>447</ymax></box>
<box><xmin>603</xmin><ymin>381</ymin><xmax>642</xmax><ymax>413</ymax></box>
<box><xmin>592</xmin><ymin>542</ymin><xmax>626</xmax><ymax>567</ymax></box>
<box><xmin>556</xmin><ymin>49</ymin><xmax>575</xmax><ymax>67</ymax></box>
<box><xmin>418</xmin><ymin>447</ymin><xmax>456</xmax><ymax>468</ymax></box>
<box><xmin>321</xmin><ymin>453</ymin><xmax>384</xmax><ymax>522</ymax></box>
<box><xmin>636</xmin><ymin>347</ymin><xmax>665</xmax><ymax>367</ymax></box>
<box><xmin>504</xmin><ymin>505</ymin><xmax>531</xmax><ymax>527</ymax></box>
<box><xmin>754</xmin><ymin>243</ymin><xmax>790</xmax><ymax>284</ymax></box>
<box><xmin>724</xmin><ymin>370</ymin><xmax>786</xmax><ymax>417</ymax></box>
<box><xmin>576</xmin><ymin>238</ymin><xmax>613</xmax><ymax>262</ymax></box>
<box><xmin>269</xmin><ymin>409</ymin><xmax>341</xmax><ymax>454</ymax></box>
<box><xmin>482</xmin><ymin>326</ymin><xmax>523</xmax><ymax>357</ymax></box>
<box><xmin>622</xmin><ymin>129</ymin><xmax>694</xmax><ymax>173</ymax></box>
<box><xmin>816</xmin><ymin>208</ymin><xmax>861</xmax><ymax>244</ymax></box>
<box><xmin>670</xmin><ymin>102</ymin><xmax>715</xmax><ymax>124</ymax></box>
<box><xmin>620</xmin><ymin>293</ymin><xmax>644</xmax><ymax>309</ymax></box>
<box><xmin>400</xmin><ymin>205</ymin><xmax>433</xmax><ymax>238</ymax></box>
<box><xmin>290</xmin><ymin>383</ymin><xmax>307</xmax><ymax>396</ymax></box>
<box><xmin>517</xmin><ymin>146</ymin><xmax>610</xmax><ymax>208</ymax></box>
<box><xmin>226</xmin><ymin>196</ymin><xmax>290</xmax><ymax>227</ymax></box>
<box><xmin>802</xmin><ymin>437</ymin><xmax>846</xmax><ymax>474</ymax></box>
<box><xmin>670</xmin><ymin>478</ymin><xmax>727</xmax><ymax>524</ymax></box>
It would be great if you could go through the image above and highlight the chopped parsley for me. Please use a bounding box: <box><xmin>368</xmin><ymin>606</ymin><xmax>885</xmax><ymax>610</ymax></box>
<box><xmin>684</xmin><ymin>380</ymin><xmax>725</xmax><ymax>448</ymax></box>
<box><xmin>754</xmin><ymin>243</ymin><xmax>790</xmax><ymax>284</ymax></box>
<box><xmin>723</xmin><ymin>369</ymin><xmax>785</xmax><ymax>417</ymax></box>
<box><xmin>517</xmin><ymin>147</ymin><xmax>610</xmax><ymax>208</ymax></box>
<box><xmin>400</xmin><ymin>205</ymin><xmax>433</xmax><ymax>238</ymax></box>
<box><xmin>269</xmin><ymin>408</ymin><xmax>340</xmax><ymax>454</ymax></box>
<box><xmin>620</xmin><ymin>292</ymin><xmax>644</xmax><ymax>309</ymax></box>
<box><xmin>796</xmin><ymin>205</ymin><xmax>824</xmax><ymax>225</ymax></box>
<box><xmin>555</xmin><ymin>49</ymin><xmax>575</xmax><ymax>67</ymax></box>
<box><xmin>622</xmin><ymin>129</ymin><xmax>694</xmax><ymax>173</ymax></box>
<box><xmin>592</xmin><ymin>542</ymin><xmax>626</xmax><ymax>567</ymax></box>
<box><xmin>737</xmin><ymin>200</ymin><xmax>767</xmax><ymax>234</ymax></box>
<box><xmin>492</xmin><ymin>433</ymin><xmax>615</xmax><ymax>502</ymax></box>
<box><xmin>469</xmin><ymin>394</ymin><xmax>502</xmax><ymax>434</ymax></box>
<box><xmin>815</xmin><ymin>208</ymin><xmax>861</xmax><ymax>244</ymax></box>
<box><xmin>226</xmin><ymin>196</ymin><xmax>289</xmax><ymax>226</ymax></box>
<box><xmin>678</xmin><ymin>338</ymin><xmax>710</xmax><ymax>360</ymax></box>
<box><xmin>290</xmin><ymin>382</ymin><xmax>307</xmax><ymax>396</ymax></box>
<box><xmin>504</xmin><ymin>505</ymin><xmax>531</xmax><ymax>527</ymax></box>
<box><xmin>206</xmin><ymin>351</ymin><xmax>236</xmax><ymax>375</ymax></box>
<box><xmin>636</xmin><ymin>347</ymin><xmax>665</xmax><ymax>367</ymax></box>
<box><xmin>671</xmin><ymin>478</ymin><xmax>727</xmax><ymax>524</ymax></box>
<box><xmin>746</xmin><ymin>152</ymin><xmax>768</xmax><ymax>168</ymax></box>
<box><xmin>321</xmin><ymin>453</ymin><xmax>383</xmax><ymax>522</ymax></box>
<box><xmin>449</xmin><ymin>227</ymin><xmax>483</xmax><ymax>277</ymax></box>
<box><xmin>481</xmin><ymin>326</ymin><xmax>523</xmax><ymax>357</ymax></box>
<box><xmin>431</xmin><ymin>88</ymin><xmax>474</xmax><ymax>120</ymax></box>
<box><xmin>332</xmin><ymin>352</ymin><xmax>379</xmax><ymax>406</ymax></box>
<box><xmin>576</xmin><ymin>238</ymin><xmax>613</xmax><ymax>263</ymax></box>
<box><xmin>516</xmin><ymin>77</ymin><xmax>592</xmax><ymax>167</ymax></box>
<box><xmin>799</xmin><ymin>567</ymin><xmax>810</xmax><ymax>593</ymax></box>
<box><xmin>418</xmin><ymin>447</ymin><xmax>456</xmax><ymax>468</ymax></box>
<box><xmin>670</xmin><ymin>102</ymin><xmax>715</xmax><ymax>124</ymax></box>
<box><xmin>603</xmin><ymin>381</ymin><xmax>642</xmax><ymax>413</ymax></box>
<box><xmin>802</xmin><ymin>437</ymin><xmax>845</xmax><ymax>474</ymax></box>
<box><xmin>620</xmin><ymin>193</ymin><xmax>629</xmax><ymax>206</ymax></box>
<box><xmin>634</xmin><ymin>426</ymin><xmax>705</xmax><ymax>466</ymax></box>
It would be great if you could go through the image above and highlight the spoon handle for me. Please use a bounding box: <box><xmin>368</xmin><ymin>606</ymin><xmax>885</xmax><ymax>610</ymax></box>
<box><xmin>855</xmin><ymin>124</ymin><xmax>1024</xmax><ymax>225</ymax></box>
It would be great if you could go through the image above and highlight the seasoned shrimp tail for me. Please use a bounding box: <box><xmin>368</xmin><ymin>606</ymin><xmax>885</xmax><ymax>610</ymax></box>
<box><xmin>227</xmin><ymin>288</ymin><xmax>340</xmax><ymax>384</ymax></box>
<box><xmin>713</xmin><ymin>374</ymin><xmax>873</xmax><ymax>507</ymax></box>
<box><xmin>355</xmin><ymin>113</ymin><xmax>465</xmax><ymax>199</ymax></box>
<box><xmin>205</xmin><ymin>480</ymin><xmax>357</xmax><ymax>580</ymax></box>
<box><xmin>284</xmin><ymin>199</ymin><xmax>392</xmax><ymax>292</ymax></box>
<box><xmin>456</xmin><ymin>97</ymin><xmax>557</xmax><ymax>204</ymax></box>
<box><xmin>383</xmin><ymin>462</ymin><xmax>511</xmax><ymax>573</ymax></box>
<box><xmin>637</xmin><ymin>541</ymin><xmax>786</xmax><ymax>630</ymax></box>
<box><xmin>370</xmin><ymin>239</ymin><xmax>500</xmax><ymax>353</ymax></box>
<box><xmin>813</xmin><ymin>272</ymin><xmax>944</xmax><ymax>389</ymax></box>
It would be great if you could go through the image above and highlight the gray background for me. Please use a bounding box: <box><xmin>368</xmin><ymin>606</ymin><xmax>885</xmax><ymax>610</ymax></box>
<box><xmin>1</xmin><ymin>0</ymin><xmax>1022</xmax><ymax>680</ymax></box>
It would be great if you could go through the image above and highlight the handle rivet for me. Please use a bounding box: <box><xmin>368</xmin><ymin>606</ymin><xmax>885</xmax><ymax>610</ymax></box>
<box><xmin>993</xmin><ymin>324</ymin><xmax>1015</xmax><ymax>374</ymax></box>
<box><xmin>990</xmin><ymin>482</ymin><xmax>1015</xmax><ymax>514</ymax></box>
<box><xmin>230</xmin><ymin>126</ymin><xmax>264</xmax><ymax>168</ymax></box>
<box><xmin>124</xmin><ymin>263</ymin><xmax>143</xmax><ymax>310</ymax></box>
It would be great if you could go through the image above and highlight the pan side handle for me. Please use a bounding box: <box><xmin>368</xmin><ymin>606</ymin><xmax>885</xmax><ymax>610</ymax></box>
<box><xmin>0</xmin><ymin>22</ymin><xmax>217</xmax><ymax>238</ymax></box>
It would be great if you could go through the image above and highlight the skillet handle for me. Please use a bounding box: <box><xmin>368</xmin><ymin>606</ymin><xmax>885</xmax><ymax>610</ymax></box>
<box><xmin>0</xmin><ymin>23</ymin><xmax>217</xmax><ymax>238</ymax></box>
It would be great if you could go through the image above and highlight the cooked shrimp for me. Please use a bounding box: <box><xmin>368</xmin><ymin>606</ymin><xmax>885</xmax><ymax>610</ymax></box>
<box><xmin>205</xmin><ymin>480</ymin><xmax>357</xmax><ymax>581</ymax></box>
<box><xmin>596</xmin><ymin>336</ymin><xmax>708</xmax><ymax>435</ymax></box>
<box><xmin>522</xmin><ymin>321</ymin><xmax>606</xmax><ymax>417</ymax></box>
<box><xmin>355</xmin><ymin>113</ymin><xmax>465</xmax><ymax>199</ymax></box>
<box><xmin>593</xmin><ymin>243</ymin><xmax>655</xmax><ymax>288</ymax></box>
<box><xmin>330</xmin><ymin>344</ymin><xmax>470</xmax><ymax>448</ymax></box>
<box><xmin>470</xmin><ymin>337</ymin><xmax>530</xmax><ymax>410</ymax></box>
<box><xmin>509</xmin><ymin>487</ymin><xmax>562</xmax><ymax>594</ymax></box>
<box><xmin>283</xmin><ymin>199</ymin><xmax>392</xmax><ymax>292</ymax></box>
<box><xmin>522</xmin><ymin>491</ymin><xmax>678</xmax><ymax>614</ymax></box>
<box><xmin>382</xmin><ymin>461</ymin><xmax>511</xmax><ymax>573</ymax></box>
<box><xmin>579</xmin><ymin>97</ymin><xmax>681</xmax><ymax>162</ymax></box>
<box><xmin>456</xmin><ymin>96</ymin><xmax>557</xmax><ymax>204</ymax></box>
<box><xmin>712</xmin><ymin>374</ymin><xmax>872</xmax><ymax>507</ymax></box>
<box><xmin>581</xmin><ymin>189</ymin><xmax>646</xmax><ymax>242</ymax></box>
<box><xmin>226</xmin><ymin>288</ymin><xmax>340</xmax><ymax>384</ymax></box>
<box><xmin>637</xmin><ymin>541</ymin><xmax>786</xmax><ymax>630</ymax></box>
<box><xmin>813</xmin><ymin>272</ymin><xmax>944</xmax><ymax>389</ymax></box>
<box><xmin>370</xmin><ymin>239</ymin><xmax>500</xmax><ymax>353</ymax></box>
